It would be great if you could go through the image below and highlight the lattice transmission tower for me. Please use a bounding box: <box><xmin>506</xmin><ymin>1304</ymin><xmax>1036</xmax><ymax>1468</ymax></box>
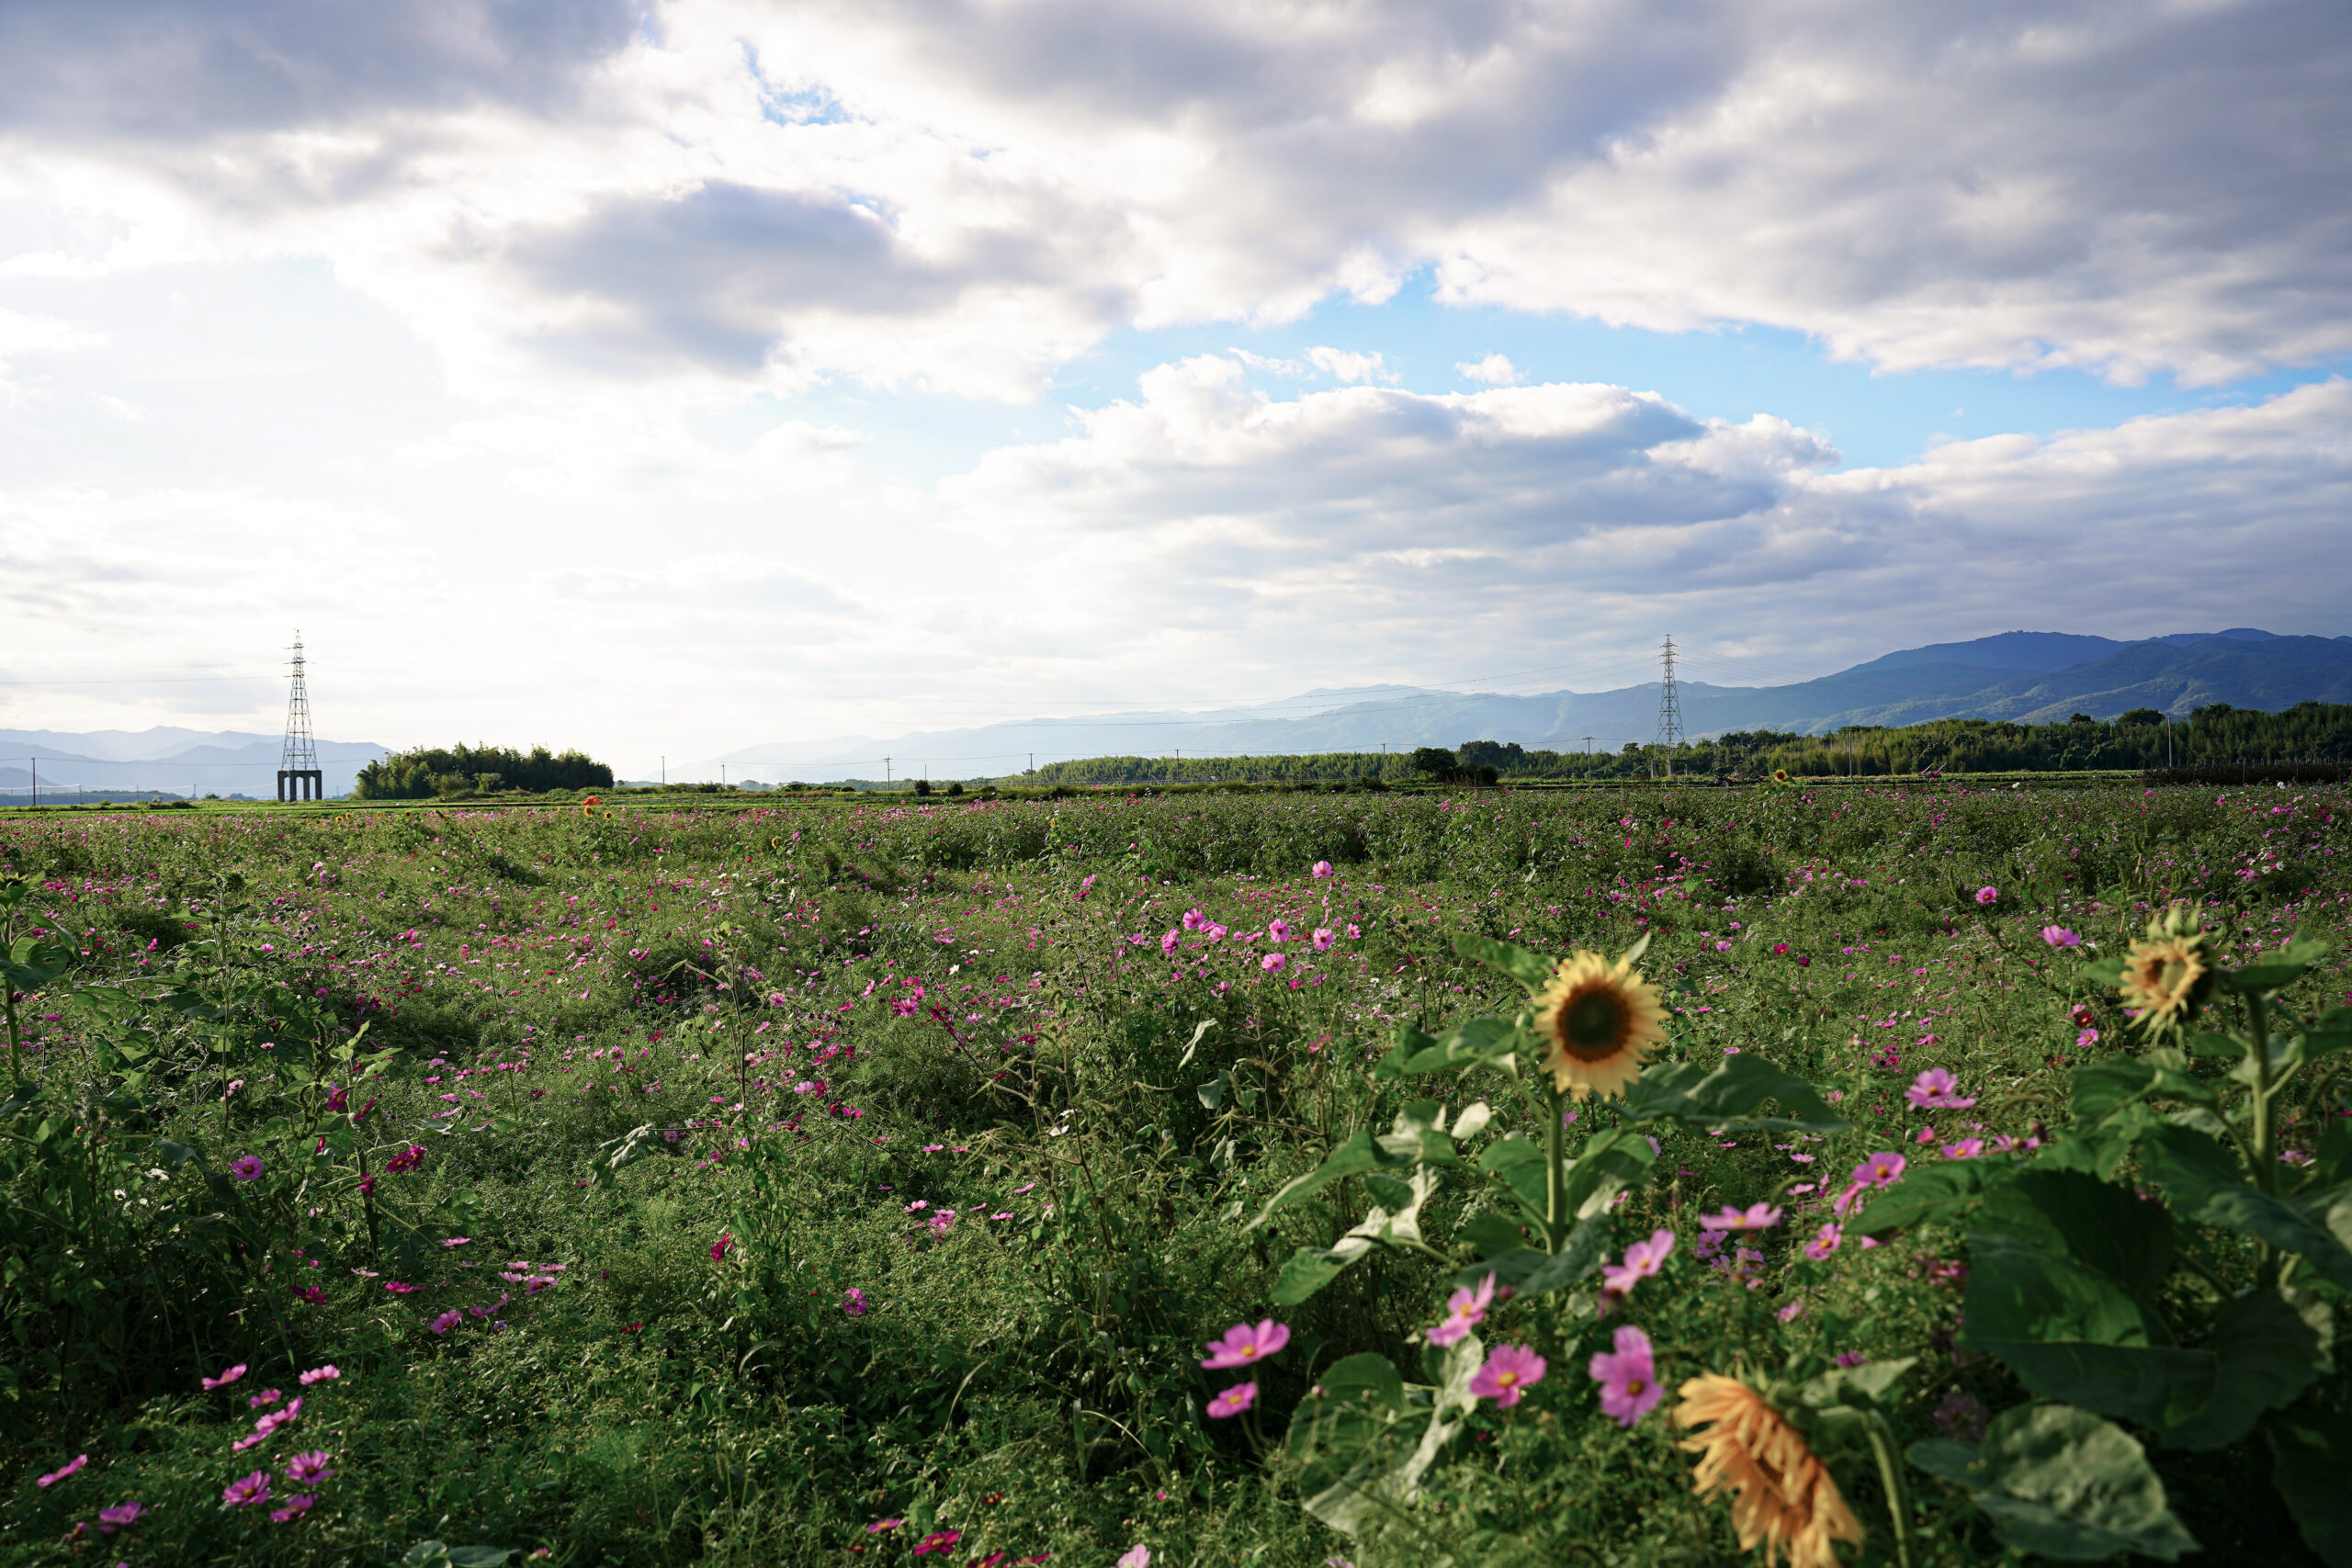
<box><xmin>277</xmin><ymin>631</ymin><xmax>323</xmax><ymax>802</ymax></box>
<box><xmin>1655</xmin><ymin>635</ymin><xmax>1684</xmax><ymax>779</ymax></box>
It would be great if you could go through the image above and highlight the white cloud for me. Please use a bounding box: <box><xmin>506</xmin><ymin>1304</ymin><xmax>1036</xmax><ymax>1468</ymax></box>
<box><xmin>1306</xmin><ymin>346</ymin><xmax>1395</xmax><ymax>384</ymax></box>
<box><xmin>1457</xmin><ymin>354</ymin><xmax>1520</xmax><ymax>386</ymax></box>
<box><xmin>0</xmin><ymin>1</ymin><xmax>2340</xmax><ymax>395</ymax></box>
<box><xmin>0</xmin><ymin>305</ymin><xmax>103</xmax><ymax>403</ymax></box>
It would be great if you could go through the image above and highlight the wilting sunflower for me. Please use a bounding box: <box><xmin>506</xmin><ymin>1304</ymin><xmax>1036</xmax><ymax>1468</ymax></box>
<box><xmin>2119</xmin><ymin>902</ymin><xmax>2212</xmax><ymax>1032</ymax></box>
<box><xmin>1532</xmin><ymin>946</ymin><xmax>1668</xmax><ymax>1100</ymax></box>
<box><xmin>1675</xmin><ymin>1374</ymin><xmax>1862</xmax><ymax>1568</ymax></box>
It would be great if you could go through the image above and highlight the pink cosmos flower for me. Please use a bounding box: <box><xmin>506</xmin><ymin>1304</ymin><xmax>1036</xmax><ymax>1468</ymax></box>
<box><xmin>36</xmin><ymin>1453</ymin><xmax>87</xmax><ymax>1488</ymax></box>
<box><xmin>1206</xmin><ymin>1382</ymin><xmax>1257</xmax><ymax>1418</ymax></box>
<box><xmin>1601</xmin><ymin>1229</ymin><xmax>1675</xmax><ymax>1296</ymax></box>
<box><xmin>291</xmin><ymin>1284</ymin><xmax>325</xmax><ymax>1305</ymax></box>
<box><xmin>1804</xmin><ymin>1224</ymin><xmax>1843</xmax><ymax>1261</ymax></box>
<box><xmin>1119</xmin><ymin>1547</ymin><xmax>1152</xmax><ymax>1568</ymax></box>
<box><xmin>202</xmin><ymin>1363</ymin><xmax>248</xmax><ymax>1390</ymax></box>
<box><xmin>867</xmin><ymin>1518</ymin><xmax>903</xmax><ymax>1533</ymax></box>
<box><xmin>429</xmin><ymin>1310</ymin><xmax>463</xmax><ymax>1335</ymax></box>
<box><xmin>1588</xmin><ymin>1325</ymin><xmax>1662</xmax><ymax>1428</ymax></box>
<box><xmin>1855</xmin><ymin>1151</ymin><xmax>1907</xmax><ymax>1188</ymax></box>
<box><xmin>1312</xmin><ymin>861</ymin><xmax>1334</xmax><ymax>878</ymax></box>
<box><xmin>1942</xmin><ymin>1139</ymin><xmax>1985</xmax><ymax>1159</ymax></box>
<box><xmin>1697</xmin><ymin>1203</ymin><xmax>1782</xmax><ymax>1232</ymax></box>
<box><xmin>286</xmin><ymin>1451</ymin><xmax>334</xmax><ymax>1485</ymax></box>
<box><xmin>1905</xmin><ymin>1069</ymin><xmax>1976</xmax><ymax>1111</ymax></box>
<box><xmin>2077</xmin><ymin>1027</ymin><xmax>2100</xmax><ymax>1049</ymax></box>
<box><xmin>1425</xmin><ymin>1274</ymin><xmax>1494</xmax><ymax>1348</ymax></box>
<box><xmin>230</xmin><ymin>1154</ymin><xmax>266</xmax><ymax>1180</ymax></box>
<box><xmin>1201</xmin><ymin>1320</ymin><xmax>1290</xmax><ymax>1369</ymax></box>
<box><xmin>842</xmin><ymin>1287</ymin><xmax>870</xmax><ymax>1315</ymax></box>
<box><xmin>1161</xmin><ymin>930</ymin><xmax>1180</xmax><ymax>956</ymax></box>
<box><xmin>1470</xmin><ymin>1344</ymin><xmax>1546</xmax><ymax>1408</ymax></box>
<box><xmin>97</xmin><ymin>1501</ymin><xmax>146</xmax><ymax>1530</ymax></box>
<box><xmin>2041</xmin><ymin>926</ymin><xmax>2082</xmax><ymax>947</ymax></box>
<box><xmin>1346</xmin><ymin>923</ymin><xmax>1361</xmax><ymax>939</ymax></box>
<box><xmin>384</xmin><ymin>1281</ymin><xmax>417</xmax><ymax>1294</ymax></box>
<box><xmin>298</xmin><ymin>1365</ymin><xmax>338</xmax><ymax>1386</ymax></box>
<box><xmin>1311</xmin><ymin>928</ymin><xmax>1335</xmax><ymax>952</ymax></box>
<box><xmin>928</xmin><ymin>1210</ymin><xmax>957</xmax><ymax>1236</ymax></box>
<box><xmin>1261</xmin><ymin>952</ymin><xmax>1286</xmax><ymax>973</ymax></box>
<box><xmin>1268</xmin><ymin>919</ymin><xmax>1291</xmax><ymax>942</ymax></box>
<box><xmin>248</xmin><ymin>1389</ymin><xmax>283</xmax><ymax>1409</ymax></box>
<box><xmin>1974</xmin><ymin>886</ymin><xmax>1998</xmax><ymax>905</ymax></box>
<box><xmin>710</xmin><ymin>1233</ymin><xmax>733</xmax><ymax>1261</ymax></box>
<box><xmin>914</xmin><ymin>1530</ymin><xmax>962</xmax><ymax>1555</ymax></box>
<box><xmin>268</xmin><ymin>1494</ymin><xmax>316</xmax><ymax>1523</ymax></box>
<box><xmin>221</xmin><ymin>1471</ymin><xmax>272</xmax><ymax>1508</ymax></box>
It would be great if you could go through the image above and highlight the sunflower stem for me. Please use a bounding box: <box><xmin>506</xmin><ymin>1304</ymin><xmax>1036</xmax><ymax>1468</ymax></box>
<box><xmin>1862</xmin><ymin>1412</ymin><xmax>1915</xmax><ymax>1568</ymax></box>
<box><xmin>1544</xmin><ymin>1082</ymin><xmax>1566</xmax><ymax>1247</ymax></box>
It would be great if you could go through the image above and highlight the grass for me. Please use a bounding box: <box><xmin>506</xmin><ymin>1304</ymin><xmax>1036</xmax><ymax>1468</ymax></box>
<box><xmin>1</xmin><ymin>781</ymin><xmax>2345</xmax><ymax>1567</ymax></box>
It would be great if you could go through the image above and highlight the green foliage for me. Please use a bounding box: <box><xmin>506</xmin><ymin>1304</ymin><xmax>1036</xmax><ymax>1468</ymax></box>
<box><xmin>354</xmin><ymin>743</ymin><xmax>614</xmax><ymax>799</ymax></box>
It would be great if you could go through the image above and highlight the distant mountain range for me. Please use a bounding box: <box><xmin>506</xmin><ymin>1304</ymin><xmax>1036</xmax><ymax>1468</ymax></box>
<box><xmin>706</xmin><ymin>627</ymin><xmax>2352</xmax><ymax>780</ymax></box>
<box><xmin>0</xmin><ymin>728</ymin><xmax>387</xmax><ymax>799</ymax></box>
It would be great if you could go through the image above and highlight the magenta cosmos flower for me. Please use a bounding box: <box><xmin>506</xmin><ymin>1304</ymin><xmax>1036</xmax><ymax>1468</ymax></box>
<box><xmin>1588</xmin><ymin>1325</ymin><xmax>1663</xmax><ymax>1428</ymax></box>
<box><xmin>286</xmin><ymin>1450</ymin><xmax>334</xmax><ymax>1485</ymax></box>
<box><xmin>1974</xmin><ymin>886</ymin><xmax>1998</xmax><ymax>905</ymax></box>
<box><xmin>1697</xmin><ymin>1202</ymin><xmax>1782</xmax><ymax>1232</ymax></box>
<box><xmin>1854</xmin><ymin>1151</ymin><xmax>1907</xmax><ymax>1188</ymax></box>
<box><xmin>1311</xmin><ymin>928</ymin><xmax>1335</xmax><ymax>952</ymax></box>
<box><xmin>268</xmin><ymin>1494</ymin><xmax>316</xmax><ymax>1523</ymax></box>
<box><xmin>1311</xmin><ymin>861</ymin><xmax>1333</xmax><ymax>878</ymax></box>
<box><xmin>36</xmin><ymin>1453</ymin><xmax>87</xmax><ymax>1488</ymax></box>
<box><xmin>1804</xmin><ymin>1223</ymin><xmax>1843</xmax><ymax>1261</ymax></box>
<box><xmin>1470</xmin><ymin>1344</ymin><xmax>1546</xmax><ymax>1408</ymax></box>
<box><xmin>1205</xmin><ymin>1382</ymin><xmax>1257</xmax><ymax>1418</ymax></box>
<box><xmin>1602</xmin><ymin>1229</ymin><xmax>1675</xmax><ymax>1297</ymax></box>
<box><xmin>1905</xmin><ymin>1069</ymin><xmax>1976</xmax><ymax>1111</ymax></box>
<box><xmin>913</xmin><ymin>1530</ymin><xmax>962</xmax><ymax>1555</ymax></box>
<box><xmin>1201</xmin><ymin>1320</ymin><xmax>1289</xmax><ymax>1369</ymax></box>
<box><xmin>1267</xmin><ymin>919</ymin><xmax>1291</xmax><ymax>942</ymax></box>
<box><xmin>230</xmin><ymin>1155</ymin><xmax>265</xmax><ymax>1180</ymax></box>
<box><xmin>1261</xmin><ymin>952</ymin><xmax>1286</xmax><ymax>974</ymax></box>
<box><xmin>202</xmin><ymin>1363</ymin><xmax>248</xmax><ymax>1390</ymax></box>
<box><xmin>97</xmin><ymin>1501</ymin><xmax>146</xmax><ymax>1530</ymax></box>
<box><xmin>1426</xmin><ymin>1272</ymin><xmax>1495</xmax><ymax>1348</ymax></box>
<box><xmin>2041</xmin><ymin>925</ymin><xmax>2082</xmax><ymax>947</ymax></box>
<box><xmin>221</xmin><ymin>1471</ymin><xmax>272</xmax><ymax>1508</ymax></box>
<box><xmin>298</xmin><ymin>1365</ymin><xmax>339</xmax><ymax>1386</ymax></box>
<box><xmin>842</xmin><ymin>1288</ymin><xmax>870</xmax><ymax>1315</ymax></box>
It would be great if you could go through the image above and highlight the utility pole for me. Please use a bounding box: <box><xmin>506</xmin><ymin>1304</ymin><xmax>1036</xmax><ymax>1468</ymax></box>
<box><xmin>276</xmin><ymin>632</ymin><xmax>322</xmax><ymax>801</ymax></box>
<box><xmin>720</xmin><ymin>763</ymin><xmax>728</xmax><ymax>788</ymax></box>
<box><xmin>662</xmin><ymin>755</ymin><xmax>666</xmax><ymax>785</ymax></box>
<box><xmin>1584</xmin><ymin>736</ymin><xmax>1594</xmax><ymax>755</ymax></box>
<box><xmin>886</xmin><ymin>756</ymin><xmax>892</xmax><ymax>784</ymax></box>
<box><xmin>1655</xmin><ymin>637</ymin><xmax>1683</xmax><ymax>780</ymax></box>
<box><xmin>29</xmin><ymin>758</ymin><xmax>35</xmax><ymax>807</ymax></box>
<box><xmin>1028</xmin><ymin>752</ymin><xmax>1034</xmax><ymax>774</ymax></box>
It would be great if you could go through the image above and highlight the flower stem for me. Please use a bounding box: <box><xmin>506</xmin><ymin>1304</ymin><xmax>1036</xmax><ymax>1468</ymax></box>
<box><xmin>1862</xmin><ymin>1413</ymin><xmax>1916</xmax><ymax>1568</ymax></box>
<box><xmin>1544</xmin><ymin>1082</ymin><xmax>1566</xmax><ymax>1247</ymax></box>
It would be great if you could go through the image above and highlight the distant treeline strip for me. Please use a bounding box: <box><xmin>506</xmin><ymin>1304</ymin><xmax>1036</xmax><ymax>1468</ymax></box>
<box><xmin>353</xmin><ymin>744</ymin><xmax>614</xmax><ymax>800</ymax></box>
<box><xmin>1022</xmin><ymin>703</ymin><xmax>2352</xmax><ymax>784</ymax></box>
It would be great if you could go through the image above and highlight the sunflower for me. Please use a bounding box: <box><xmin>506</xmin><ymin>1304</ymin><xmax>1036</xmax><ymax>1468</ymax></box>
<box><xmin>1532</xmin><ymin>946</ymin><xmax>1668</xmax><ymax>1100</ymax></box>
<box><xmin>1675</xmin><ymin>1374</ymin><xmax>1862</xmax><ymax>1568</ymax></box>
<box><xmin>1771</xmin><ymin>769</ymin><xmax>1790</xmax><ymax>784</ymax></box>
<box><xmin>2119</xmin><ymin>902</ymin><xmax>2213</xmax><ymax>1032</ymax></box>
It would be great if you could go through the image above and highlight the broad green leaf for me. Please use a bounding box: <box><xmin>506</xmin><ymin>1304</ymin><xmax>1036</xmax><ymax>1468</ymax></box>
<box><xmin>2266</xmin><ymin>1398</ymin><xmax>2352</xmax><ymax>1568</ymax></box>
<box><xmin>1451</xmin><ymin>1247</ymin><xmax>1551</xmax><ymax>1292</ymax></box>
<box><xmin>1852</xmin><ymin>1158</ymin><xmax>2012</xmax><ymax>1237</ymax></box>
<box><xmin>1396</xmin><ymin>1017</ymin><xmax>1521</xmax><ymax>1077</ymax></box>
<box><xmin>1986</xmin><ymin>1170</ymin><xmax>2173</xmax><ymax>1302</ymax></box>
<box><xmin>1964</xmin><ymin>1404</ymin><xmax>2199</xmax><ymax>1562</ymax></box>
<box><xmin>2069</xmin><ymin>1058</ymin><xmax>2157</xmax><ymax>1126</ymax></box>
<box><xmin>1290</xmin><ymin>1352</ymin><xmax>1418</xmax><ymax>1533</ymax></box>
<box><xmin>1374</xmin><ymin>1025</ymin><xmax>1439</xmax><ymax>1082</ymax></box>
<box><xmin>1375</xmin><ymin>1100</ymin><xmax>1460</xmax><ymax>1166</ymax></box>
<box><xmin>1622</xmin><ymin>1054</ymin><xmax>1846</xmax><ymax>1133</ymax></box>
<box><xmin>2160</xmin><ymin>1288</ymin><xmax>2325</xmax><ymax>1451</ymax></box>
<box><xmin>1560</xmin><ymin>1126</ymin><xmax>1657</xmax><ymax>1220</ymax></box>
<box><xmin>2079</xmin><ymin>953</ymin><xmax>2127</xmax><ymax>987</ymax></box>
<box><xmin>1520</xmin><ymin>1216</ymin><xmax>1612</xmax><ymax>1296</ymax></box>
<box><xmin>1796</xmin><ymin>1355</ymin><xmax>1916</xmax><ymax>1411</ymax></box>
<box><xmin>2314</xmin><ymin>1117</ymin><xmax>2352</xmax><ymax>1188</ymax></box>
<box><xmin>1455</xmin><ymin>1211</ymin><xmax>1529</xmax><ymax>1258</ymax></box>
<box><xmin>1905</xmin><ymin>1438</ymin><xmax>1980</xmax><ymax>1486</ymax></box>
<box><xmin>1272</xmin><ymin>1241</ymin><xmax>1374</xmax><ymax>1305</ymax></box>
<box><xmin>2224</xmin><ymin>936</ymin><xmax>2330</xmax><ymax>996</ymax></box>
<box><xmin>1477</xmin><ymin>1134</ymin><xmax>1550</xmax><ymax>1216</ymax></box>
<box><xmin>2141</xmin><ymin>1126</ymin><xmax>2352</xmax><ymax>1290</ymax></box>
<box><xmin>1363</xmin><ymin>1174</ymin><xmax>1414</xmax><ymax>1211</ymax></box>
<box><xmin>1246</xmin><ymin>1131</ymin><xmax>1395</xmax><ymax>1230</ymax></box>
<box><xmin>1452</xmin><ymin>934</ymin><xmax>1557</xmax><ymax>989</ymax></box>
<box><xmin>1961</xmin><ymin>1234</ymin><xmax>2197</xmax><ymax>1425</ymax></box>
<box><xmin>1196</xmin><ymin>1071</ymin><xmax>1228</xmax><ymax>1110</ymax></box>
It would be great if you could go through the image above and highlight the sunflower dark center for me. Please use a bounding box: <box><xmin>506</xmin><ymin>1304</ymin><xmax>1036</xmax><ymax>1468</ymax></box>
<box><xmin>1558</xmin><ymin>988</ymin><xmax>1629</xmax><ymax>1059</ymax></box>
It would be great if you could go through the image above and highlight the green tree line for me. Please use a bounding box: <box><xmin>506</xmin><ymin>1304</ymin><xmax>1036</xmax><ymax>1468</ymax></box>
<box><xmin>352</xmin><ymin>743</ymin><xmax>615</xmax><ymax>799</ymax></box>
<box><xmin>1019</xmin><ymin>703</ymin><xmax>2352</xmax><ymax>785</ymax></box>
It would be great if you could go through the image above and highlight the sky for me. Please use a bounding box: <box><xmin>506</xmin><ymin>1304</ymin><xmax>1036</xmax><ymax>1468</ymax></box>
<box><xmin>2</xmin><ymin>0</ymin><xmax>2348</xmax><ymax>778</ymax></box>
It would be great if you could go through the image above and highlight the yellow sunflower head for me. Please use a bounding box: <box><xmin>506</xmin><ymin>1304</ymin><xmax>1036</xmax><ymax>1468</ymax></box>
<box><xmin>1532</xmin><ymin>944</ymin><xmax>1668</xmax><ymax>1100</ymax></box>
<box><xmin>2120</xmin><ymin>902</ymin><xmax>2214</xmax><ymax>1032</ymax></box>
<box><xmin>1772</xmin><ymin>769</ymin><xmax>1790</xmax><ymax>784</ymax></box>
<box><xmin>1674</xmin><ymin>1373</ymin><xmax>1863</xmax><ymax>1568</ymax></box>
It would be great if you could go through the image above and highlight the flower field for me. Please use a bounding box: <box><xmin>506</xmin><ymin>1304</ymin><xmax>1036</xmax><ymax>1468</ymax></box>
<box><xmin>3</xmin><ymin>782</ymin><xmax>2349</xmax><ymax>1567</ymax></box>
